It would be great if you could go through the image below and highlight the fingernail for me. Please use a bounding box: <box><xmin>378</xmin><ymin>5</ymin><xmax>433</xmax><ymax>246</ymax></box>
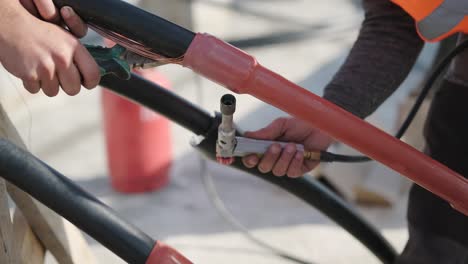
<box><xmin>62</xmin><ymin>7</ymin><xmax>72</xmax><ymax>18</ymax></box>
<box><xmin>286</xmin><ymin>144</ymin><xmax>295</xmax><ymax>154</ymax></box>
<box><xmin>248</xmin><ymin>157</ymin><xmax>257</xmax><ymax>166</ymax></box>
<box><xmin>271</xmin><ymin>145</ymin><xmax>281</xmax><ymax>154</ymax></box>
<box><xmin>295</xmin><ymin>152</ymin><xmax>303</xmax><ymax>160</ymax></box>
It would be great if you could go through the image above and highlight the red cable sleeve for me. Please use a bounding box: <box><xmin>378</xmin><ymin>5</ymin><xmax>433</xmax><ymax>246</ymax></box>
<box><xmin>146</xmin><ymin>242</ymin><xmax>193</xmax><ymax>264</ymax></box>
<box><xmin>183</xmin><ymin>33</ymin><xmax>468</xmax><ymax>215</ymax></box>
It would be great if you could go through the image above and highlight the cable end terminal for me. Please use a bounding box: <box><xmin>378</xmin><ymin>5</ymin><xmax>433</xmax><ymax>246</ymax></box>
<box><xmin>304</xmin><ymin>151</ymin><xmax>321</xmax><ymax>161</ymax></box>
<box><xmin>216</xmin><ymin>156</ymin><xmax>235</xmax><ymax>165</ymax></box>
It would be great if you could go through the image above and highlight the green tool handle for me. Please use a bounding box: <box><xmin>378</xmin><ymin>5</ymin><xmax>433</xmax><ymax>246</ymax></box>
<box><xmin>85</xmin><ymin>45</ymin><xmax>131</xmax><ymax>80</ymax></box>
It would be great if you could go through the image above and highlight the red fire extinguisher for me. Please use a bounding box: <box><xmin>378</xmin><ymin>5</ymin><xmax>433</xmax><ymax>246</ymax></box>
<box><xmin>101</xmin><ymin>68</ymin><xmax>172</xmax><ymax>193</ymax></box>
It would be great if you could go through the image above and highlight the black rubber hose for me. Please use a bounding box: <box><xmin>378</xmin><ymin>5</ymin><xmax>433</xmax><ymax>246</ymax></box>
<box><xmin>101</xmin><ymin>74</ymin><xmax>214</xmax><ymax>136</ymax></box>
<box><xmin>0</xmin><ymin>139</ymin><xmax>155</xmax><ymax>264</ymax></box>
<box><xmin>52</xmin><ymin>0</ymin><xmax>195</xmax><ymax>58</ymax></box>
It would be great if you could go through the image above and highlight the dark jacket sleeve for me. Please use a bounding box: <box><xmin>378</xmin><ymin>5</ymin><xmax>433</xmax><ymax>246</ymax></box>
<box><xmin>323</xmin><ymin>0</ymin><xmax>424</xmax><ymax>118</ymax></box>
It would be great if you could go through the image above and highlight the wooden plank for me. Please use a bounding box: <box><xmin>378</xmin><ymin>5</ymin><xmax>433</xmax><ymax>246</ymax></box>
<box><xmin>0</xmin><ymin>104</ymin><xmax>95</xmax><ymax>264</ymax></box>
<box><xmin>12</xmin><ymin>209</ymin><xmax>45</xmax><ymax>264</ymax></box>
<box><xmin>0</xmin><ymin>180</ymin><xmax>13</xmax><ymax>263</ymax></box>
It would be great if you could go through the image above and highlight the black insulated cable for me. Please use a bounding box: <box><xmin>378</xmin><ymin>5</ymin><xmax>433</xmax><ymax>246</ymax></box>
<box><xmin>52</xmin><ymin>0</ymin><xmax>195</xmax><ymax>58</ymax></box>
<box><xmin>395</xmin><ymin>38</ymin><xmax>468</xmax><ymax>139</ymax></box>
<box><xmin>101</xmin><ymin>73</ymin><xmax>397</xmax><ymax>263</ymax></box>
<box><xmin>0</xmin><ymin>139</ymin><xmax>155</xmax><ymax>264</ymax></box>
<box><xmin>42</xmin><ymin>1</ymin><xmax>399</xmax><ymax>261</ymax></box>
<box><xmin>101</xmin><ymin>74</ymin><xmax>214</xmax><ymax>136</ymax></box>
<box><xmin>320</xmin><ymin>151</ymin><xmax>371</xmax><ymax>163</ymax></box>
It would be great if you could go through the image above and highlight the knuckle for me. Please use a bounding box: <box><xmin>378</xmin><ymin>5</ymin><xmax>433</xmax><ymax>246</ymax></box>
<box><xmin>41</xmin><ymin>12</ymin><xmax>56</xmax><ymax>21</ymax></box>
<box><xmin>63</xmin><ymin>37</ymin><xmax>79</xmax><ymax>50</ymax></box>
<box><xmin>69</xmin><ymin>36</ymin><xmax>79</xmax><ymax>45</ymax></box>
<box><xmin>70</xmin><ymin>38</ymin><xmax>81</xmax><ymax>48</ymax></box>
<box><xmin>22</xmin><ymin>72</ymin><xmax>39</xmax><ymax>82</ymax></box>
<box><xmin>38</xmin><ymin>60</ymin><xmax>55</xmax><ymax>79</ymax></box>
<box><xmin>54</xmin><ymin>52</ymin><xmax>72</xmax><ymax>68</ymax></box>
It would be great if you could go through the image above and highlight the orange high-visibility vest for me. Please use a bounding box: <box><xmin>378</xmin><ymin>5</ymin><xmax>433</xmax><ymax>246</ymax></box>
<box><xmin>391</xmin><ymin>0</ymin><xmax>468</xmax><ymax>42</ymax></box>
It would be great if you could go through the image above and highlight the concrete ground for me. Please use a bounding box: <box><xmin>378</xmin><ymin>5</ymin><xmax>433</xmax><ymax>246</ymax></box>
<box><xmin>0</xmin><ymin>0</ymin><xmax>439</xmax><ymax>263</ymax></box>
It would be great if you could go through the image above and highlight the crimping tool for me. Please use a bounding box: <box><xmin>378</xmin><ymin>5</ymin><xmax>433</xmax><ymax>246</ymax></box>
<box><xmin>85</xmin><ymin>44</ymin><xmax>164</xmax><ymax>80</ymax></box>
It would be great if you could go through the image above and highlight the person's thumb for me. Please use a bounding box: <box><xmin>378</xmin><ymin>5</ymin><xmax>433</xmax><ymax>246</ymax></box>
<box><xmin>61</xmin><ymin>7</ymin><xmax>88</xmax><ymax>38</ymax></box>
<box><xmin>33</xmin><ymin>0</ymin><xmax>60</xmax><ymax>23</ymax></box>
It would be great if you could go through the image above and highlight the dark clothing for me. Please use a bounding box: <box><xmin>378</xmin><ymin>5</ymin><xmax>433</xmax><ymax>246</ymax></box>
<box><xmin>322</xmin><ymin>0</ymin><xmax>468</xmax><ymax>263</ymax></box>
<box><xmin>396</xmin><ymin>225</ymin><xmax>468</xmax><ymax>264</ymax></box>
<box><xmin>447</xmin><ymin>35</ymin><xmax>468</xmax><ymax>86</ymax></box>
<box><xmin>398</xmin><ymin>80</ymin><xmax>468</xmax><ymax>264</ymax></box>
<box><xmin>323</xmin><ymin>0</ymin><xmax>424</xmax><ymax>118</ymax></box>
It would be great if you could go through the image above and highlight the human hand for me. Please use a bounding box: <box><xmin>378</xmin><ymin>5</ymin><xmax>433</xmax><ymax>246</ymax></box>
<box><xmin>20</xmin><ymin>0</ymin><xmax>88</xmax><ymax>37</ymax></box>
<box><xmin>242</xmin><ymin>117</ymin><xmax>334</xmax><ymax>178</ymax></box>
<box><xmin>0</xmin><ymin>1</ymin><xmax>99</xmax><ymax>96</ymax></box>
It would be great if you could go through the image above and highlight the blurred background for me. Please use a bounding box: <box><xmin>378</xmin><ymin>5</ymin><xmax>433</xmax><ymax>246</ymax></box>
<box><xmin>0</xmin><ymin>0</ymin><xmax>441</xmax><ymax>263</ymax></box>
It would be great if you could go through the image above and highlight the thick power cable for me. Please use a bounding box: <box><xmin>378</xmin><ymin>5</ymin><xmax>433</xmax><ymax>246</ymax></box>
<box><xmin>0</xmin><ymin>139</ymin><xmax>155</xmax><ymax>264</ymax></box>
